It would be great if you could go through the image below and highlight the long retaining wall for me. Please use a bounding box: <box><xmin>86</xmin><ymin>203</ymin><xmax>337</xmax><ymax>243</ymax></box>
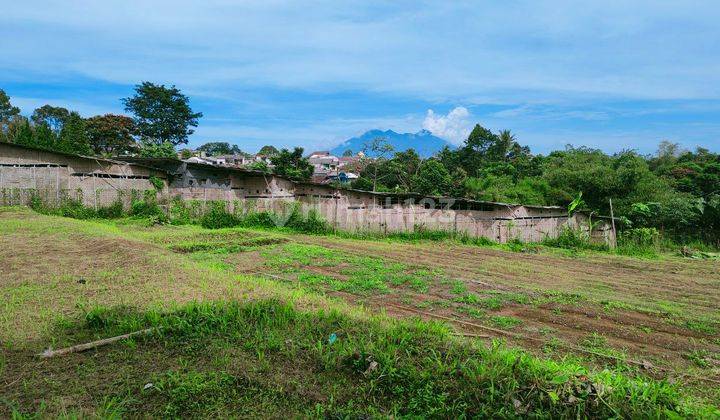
<box><xmin>0</xmin><ymin>142</ymin><xmax>616</xmax><ymax>245</ymax></box>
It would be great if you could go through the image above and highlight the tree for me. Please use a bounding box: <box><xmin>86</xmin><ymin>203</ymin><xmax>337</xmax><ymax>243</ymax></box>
<box><xmin>122</xmin><ymin>82</ymin><xmax>202</xmax><ymax>146</ymax></box>
<box><xmin>31</xmin><ymin>105</ymin><xmax>70</xmax><ymax>134</ymax></box>
<box><xmin>85</xmin><ymin>114</ymin><xmax>138</xmax><ymax>156</ymax></box>
<box><xmin>270</xmin><ymin>147</ymin><xmax>313</xmax><ymax>181</ymax></box>
<box><xmin>33</xmin><ymin>122</ymin><xmax>56</xmax><ymax>149</ymax></box>
<box><xmin>139</xmin><ymin>141</ymin><xmax>177</xmax><ymax>158</ymax></box>
<box><xmin>0</xmin><ymin>90</ymin><xmax>21</xmax><ymax>140</ymax></box>
<box><xmin>13</xmin><ymin>117</ymin><xmax>34</xmax><ymax>146</ymax></box>
<box><xmin>362</xmin><ymin>137</ymin><xmax>394</xmax><ymax>191</ymax></box>
<box><xmin>342</xmin><ymin>149</ymin><xmax>354</xmax><ymax>157</ymax></box>
<box><xmin>413</xmin><ymin>160</ymin><xmax>452</xmax><ymax>196</ymax></box>
<box><xmin>0</xmin><ymin>89</ymin><xmax>20</xmax><ymax>121</ymax></box>
<box><xmin>197</xmin><ymin>141</ymin><xmax>241</xmax><ymax>156</ymax></box>
<box><xmin>179</xmin><ymin>148</ymin><xmax>193</xmax><ymax>159</ymax></box>
<box><xmin>57</xmin><ymin>112</ymin><xmax>92</xmax><ymax>155</ymax></box>
<box><xmin>258</xmin><ymin>145</ymin><xmax>279</xmax><ymax>156</ymax></box>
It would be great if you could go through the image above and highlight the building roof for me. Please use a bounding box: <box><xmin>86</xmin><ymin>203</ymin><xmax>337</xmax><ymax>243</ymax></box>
<box><xmin>0</xmin><ymin>141</ymin><xmax>164</xmax><ymax>173</ymax></box>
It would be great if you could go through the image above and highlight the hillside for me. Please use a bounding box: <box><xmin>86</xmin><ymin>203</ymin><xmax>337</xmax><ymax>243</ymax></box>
<box><xmin>331</xmin><ymin>129</ymin><xmax>454</xmax><ymax>158</ymax></box>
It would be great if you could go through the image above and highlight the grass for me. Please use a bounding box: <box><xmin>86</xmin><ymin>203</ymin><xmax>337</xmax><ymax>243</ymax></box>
<box><xmin>5</xmin><ymin>299</ymin><xmax>718</xmax><ymax>418</ymax></box>
<box><xmin>2</xmin><ymin>208</ymin><xmax>720</xmax><ymax>416</ymax></box>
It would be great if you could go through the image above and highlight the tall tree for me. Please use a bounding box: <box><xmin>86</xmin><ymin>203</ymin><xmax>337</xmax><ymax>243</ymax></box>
<box><xmin>270</xmin><ymin>147</ymin><xmax>313</xmax><ymax>181</ymax></box>
<box><xmin>0</xmin><ymin>89</ymin><xmax>21</xmax><ymax>140</ymax></box>
<box><xmin>13</xmin><ymin>117</ymin><xmax>34</xmax><ymax>146</ymax></box>
<box><xmin>258</xmin><ymin>145</ymin><xmax>279</xmax><ymax>156</ymax></box>
<box><xmin>122</xmin><ymin>82</ymin><xmax>202</xmax><ymax>146</ymax></box>
<box><xmin>197</xmin><ymin>141</ymin><xmax>242</xmax><ymax>156</ymax></box>
<box><xmin>362</xmin><ymin>137</ymin><xmax>394</xmax><ymax>191</ymax></box>
<box><xmin>31</xmin><ymin>105</ymin><xmax>70</xmax><ymax>134</ymax></box>
<box><xmin>0</xmin><ymin>89</ymin><xmax>20</xmax><ymax>121</ymax></box>
<box><xmin>57</xmin><ymin>112</ymin><xmax>92</xmax><ymax>155</ymax></box>
<box><xmin>33</xmin><ymin>122</ymin><xmax>56</xmax><ymax>149</ymax></box>
<box><xmin>85</xmin><ymin>114</ymin><xmax>138</xmax><ymax>156</ymax></box>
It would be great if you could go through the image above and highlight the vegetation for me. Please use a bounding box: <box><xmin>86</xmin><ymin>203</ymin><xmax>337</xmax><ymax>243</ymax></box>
<box><xmin>353</xmin><ymin>127</ymin><xmax>720</xmax><ymax>247</ymax></box>
<box><xmin>270</xmin><ymin>147</ymin><xmax>314</xmax><ymax>181</ymax></box>
<box><xmin>1</xmin><ymin>209</ymin><xmax>719</xmax><ymax>417</ymax></box>
<box><xmin>0</xmin><ymin>85</ymin><xmax>717</xmax><ymax>247</ymax></box>
<box><xmin>196</xmin><ymin>141</ymin><xmax>244</xmax><ymax>156</ymax></box>
<box><xmin>122</xmin><ymin>81</ymin><xmax>203</xmax><ymax>148</ymax></box>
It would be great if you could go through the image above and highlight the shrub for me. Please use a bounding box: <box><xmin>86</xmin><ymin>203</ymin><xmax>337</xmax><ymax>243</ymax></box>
<box><xmin>200</xmin><ymin>203</ymin><xmax>240</xmax><ymax>229</ymax></box>
<box><xmin>543</xmin><ymin>227</ymin><xmax>608</xmax><ymax>251</ymax></box>
<box><xmin>97</xmin><ymin>199</ymin><xmax>125</xmax><ymax>219</ymax></box>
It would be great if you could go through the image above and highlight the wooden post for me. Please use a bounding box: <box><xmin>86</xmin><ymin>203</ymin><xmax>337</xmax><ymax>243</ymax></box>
<box><xmin>93</xmin><ymin>174</ymin><xmax>98</xmax><ymax>210</ymax></box>
<box><xmin>609</xmin><ymin>198</ymin><xmax>617</xmax><ymax>249</ymax></box>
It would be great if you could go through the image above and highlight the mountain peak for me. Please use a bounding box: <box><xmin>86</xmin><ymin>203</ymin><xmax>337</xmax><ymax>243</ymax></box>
<box><xmin>331</xmin><ymin>129</ymin><xmax>454</xmax><ymax>158</ymax></box>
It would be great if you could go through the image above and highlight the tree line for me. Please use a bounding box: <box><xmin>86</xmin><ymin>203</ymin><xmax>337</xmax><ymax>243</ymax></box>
<box><xmin>352</xmin><ymin>126</ymin><xmax>720</xmax><ymax>245</ymax></box>
<box><xmin>0</xmin><ymin>82</ymin><xmax>201</xmax><ymax>158</ymax></box>
<box><xmin>1</xmin><ymin>85</ymin><xmax>718</xmax><ymax>244</ymax></box>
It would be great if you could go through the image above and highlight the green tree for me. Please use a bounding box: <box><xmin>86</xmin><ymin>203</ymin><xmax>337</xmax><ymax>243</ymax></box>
<box><xmin>362</xmin><ymin>137</ymin><xmax>394</xmax><ymax>191</ymax></box>
<box><xmin>57</xmin><ymin>112</ymin><xmax>92</xmax><ymax>155</ymax></box>
<box><xmin>13</xmin><ymin>117</ymin><xmax>34</xmax><ymax>146</ymax></box>
<box><xmin>179</xmin><ymin>148</ymin><xmax>193</xmax><ymax>159</ymax></box>
<box><xmin>85</xmin><ymin>114</ymin><xmax>138</xmax><ymax>156</ymax></box>
<box><xmin>33</xmin><ymin>122</ymin><xmax>56</xmax><ymax>149</ymax></box>
<box><xmin>122</xmin><ymin>82</ymin><xmax>202</xmax><ymax>146</ymax></box>
<box><xmin>139</xmin><ymin>141</ymin><xmax>177</xmax><ymax>158</ymax></box>
<box><xmin>258</xmin><ymin>145</ymin><xmax>279</xmax><ymax>156</ymax></box>
<box><xmin>342</xmin><ymin>149</ymin><xmax>354</xmax><ymax>157</ymax></box>
<box><xmin>270</xmin><ymin>147</ymin><xmax>313</xmax><ymax>181</ymax></box>
<box><xmin>31</xmin><ymin>105</ymin><xmax>70</xmax><ymax>134</ymax></box>
<box><xmin>0</xmin><ymin>90</ymin><xmax>21</xmax><ymax>140</ymax></box>
<box><xmin>413</xmin><ymin>159</ymin><xmax>452</xmax><ymax>196</ymax></box>
<box><xmin>197</xmin><ymin>142</ymin><xmax>242</xmax><ymax>156</ymax></box>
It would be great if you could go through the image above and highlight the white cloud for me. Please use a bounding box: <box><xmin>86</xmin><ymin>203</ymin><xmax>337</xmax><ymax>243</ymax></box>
<box><xmin>422</xmin><ymin>106</ymin><xmax>471</xmax><ymax>145</ymax></box>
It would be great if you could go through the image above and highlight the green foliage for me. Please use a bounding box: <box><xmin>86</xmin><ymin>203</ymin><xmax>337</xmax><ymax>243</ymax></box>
<box><xmin>57</xmin><ymin>112</ymin><xmax>92</xmax><ymax>155</ymax></box>
<box><xmin>270</xmin><ymin>147</ymin><xmax>313</xmax><ymax>181</ymax></box>
<box><xmin>149</xmin><ymin>176</ymin><xmax>164</xmax><ymax>191</ymax></box>
<box><xmin>542</xmin><ymin>227</ymin><xmax>608</xmax><ymax>252</ymax></box>
<box><xmin>196</xmin><ymin>141</ymin><xmax>242</xmax><ymax>156</ymax></box>
<box><xmin>257</xmin><ymin>145</ymin><xmax>279</xmax><ymax>156</ymax></box>
<box><xmin>130</xmin><ymin>190</ymin><xmax>167</xmax><ymax>223</ymax></box>
<box><xmin>85</xmin><ymin>114</ymin><xmax>138</xmax><ymax>156</ymax></box>
<box><xmin>31</xmin><ymin>105</ymin><xmax>70</xmax><ymax>133</ymax></box>
<box><xmin>70</xmin><ymin>299</ymin><xmax>719</xmax><ymax>418</ymax></box>
<box><xmin>122</xmin><ymin>81</ymin><xmax>202</xmax><ymax>146</ymax></box>
<box><xmin>199</xmin><ymin>203</ymin><xmax>240</xmax><ymax>229</ymax></box>
<box><xmin>138</xmin><ymin>141</ymin><xmax>177</xmax><ymax>158</ymax></box>
<box><xmin>0</xmin><ymin>89</ymin><xmax>20</xmax><ymax>121</ymax></box>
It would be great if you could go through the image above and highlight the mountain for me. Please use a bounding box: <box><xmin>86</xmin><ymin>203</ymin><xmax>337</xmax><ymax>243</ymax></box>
<box><xmin>330</xmin><ymin>129</ymin><xmax>454</xmax><ymax>158</ymax></box>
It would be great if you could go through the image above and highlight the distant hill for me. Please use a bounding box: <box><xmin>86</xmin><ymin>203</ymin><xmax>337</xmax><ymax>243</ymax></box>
<box><xmin>330</xmin><ymin>129</ymin><xmax>454</xmax><ymax>158</ymax></box>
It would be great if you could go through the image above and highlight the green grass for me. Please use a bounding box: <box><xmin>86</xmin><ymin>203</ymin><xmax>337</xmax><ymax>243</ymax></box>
<box><xmin>262</xmin><ymin>243</ymin><xmax>435</xmax><ymax>295</ymax></box>
<box><xmin>3</xmin><ymin>208</ymin><xmax>720</xmax><ymax>416</ymax></box>
<box><xmin>4</xmin><ymin>299</ymin><xmax>717</xmax><ymax>418</ymax></box>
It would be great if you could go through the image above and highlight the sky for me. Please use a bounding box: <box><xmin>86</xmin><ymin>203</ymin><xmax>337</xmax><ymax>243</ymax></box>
<box><xmin>2</xmin><ymin>1</ymin><xmax>719</xmax><ymax>154</ymax></box>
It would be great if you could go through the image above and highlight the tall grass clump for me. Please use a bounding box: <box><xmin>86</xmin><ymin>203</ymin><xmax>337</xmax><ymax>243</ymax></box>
<box><xmin>616</xmin><ymin>227</ymin><xmax>661</xmax><ymax>258</ymax></box>
<box><xmin>542</xmin><ymin>227</ymin><xmax>609</xmax><ymax>252</ymax></box>
<box><xmin>71</xmin><ymin>299</ymin><xmax>719</xmax><ymax>418</ymax></box>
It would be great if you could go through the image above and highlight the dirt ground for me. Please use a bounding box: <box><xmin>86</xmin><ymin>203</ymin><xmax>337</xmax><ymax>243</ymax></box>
<box><xmin>226</xmin><ymin>233</ymin><xmax>720</xmax><ymax>392</ymax></box>
<box><xmin>2</xmin><ymin>209</ymin><xmax>719</xmax><ymax>399</ymax></box>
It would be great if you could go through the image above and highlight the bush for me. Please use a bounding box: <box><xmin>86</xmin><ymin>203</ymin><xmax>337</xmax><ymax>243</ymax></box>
<box><xmin>542</xmin><ymin>227</ymin><xmax>608</xmax><ymax>251</ymax></box>
<box><xmin>200</xmin><ymin>203</ymin><xmax>240</xmax><ymax>229</ymax></box>
<box><xmin>97</xmin><ymin>199</ymin><xmax>125</xmax><ymax>219</ymax></box>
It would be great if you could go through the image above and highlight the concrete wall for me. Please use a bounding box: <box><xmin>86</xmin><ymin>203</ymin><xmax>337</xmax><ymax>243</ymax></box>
<box><xmin>0</xmin><ymin>142</ymin><xmax>616</xmax><ymax>245</ymax></box>
<box><xmin>0</xmin><ymin>142</ymin><xmax>166</xmax><ymax>208</ymax></box>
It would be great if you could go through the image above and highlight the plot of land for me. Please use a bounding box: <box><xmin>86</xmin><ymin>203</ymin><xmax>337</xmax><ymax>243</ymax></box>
<box><xmin>1</xmin><ymin>208</ymin><xmax>719</xmax><ymax>416</ymax></box>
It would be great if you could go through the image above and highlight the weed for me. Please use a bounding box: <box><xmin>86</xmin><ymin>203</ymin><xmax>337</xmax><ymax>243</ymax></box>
<box><xmin>490</xmin><ymin>315</ymin><xmax>522</xmax><ymax>330</ymax></box>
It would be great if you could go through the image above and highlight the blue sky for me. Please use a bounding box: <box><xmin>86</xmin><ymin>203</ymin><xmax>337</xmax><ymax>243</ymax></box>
<box><xmin>2</xmin><ymin>1</ymin><xmax>719</xmax><ymax>154</ymax></box>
